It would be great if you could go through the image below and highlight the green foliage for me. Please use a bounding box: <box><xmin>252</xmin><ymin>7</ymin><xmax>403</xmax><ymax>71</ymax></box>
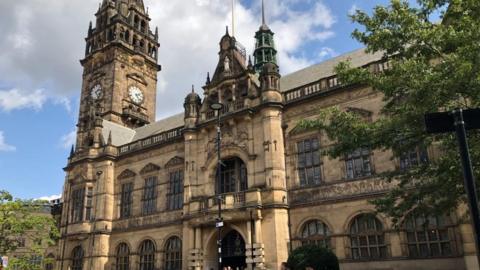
<box><xmin>299</xmin><ymin>0</ymin><xmax>480</xmax><ymax>225</ymax></box>
<box><xmin>0</xmin><ymin>190</ymin><xmax>59</xmax><ymax>269</ymax></box>
<box><xmin>287</xmin><ymin>245</ymin><xmax>339</xmax><ymax>270</ymax></box>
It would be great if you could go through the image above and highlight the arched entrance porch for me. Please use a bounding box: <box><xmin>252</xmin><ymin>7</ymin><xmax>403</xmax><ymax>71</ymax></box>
<box><xmin>221</xmin><ymin>230</ymin><xmax>247</xmax><ymax>270</ymax></box>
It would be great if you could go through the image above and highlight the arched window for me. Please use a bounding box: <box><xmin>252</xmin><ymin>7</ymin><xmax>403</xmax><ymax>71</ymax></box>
<box><xmin>139</xmin><ymin>240</ymin><xmax>155</xmax><ymax>270</ymax></box>
<box><xmin>124</xmin><ymin>30</ymin><xmax>130</xmax><ymax>42</ymax></box>
<box><xmin>300</xmin><ymin>220</ymin><xmax>331</xmax><ymax>248</ymax></box>
<box><xmin>71</xmin><ymin>246</ymin><xmax>84</xmax><ymax>270</ymax></box>
<box><xmin>164</xmin><ymin>237</ymin><xmax>182</xmax><ymax>270</ymax></box>
<box><xmin>405</xmin><ymin>214</ymin><xmax>453</xmax><ymax>258</ymax></box>
<box><xmin>44</xmin><ymin>254</ymin><xmax>55</xmax><ymax>270</ymax></box>
<box><xmin>349</xmin><ymin>214</ymin><xmax>387</xmax><ymax>260</ymax></box>
<box><xmin>116</xmin><ymin>243</ymin><xmax>130</xmax><ymax>270</ymax></box>
<box><xmin>216</xmin><ymin>157</ymin><xmax>248</xmax><ymax>194</ymax></box>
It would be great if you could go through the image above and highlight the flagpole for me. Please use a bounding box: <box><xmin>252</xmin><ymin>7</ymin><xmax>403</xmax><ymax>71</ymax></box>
<box><xmin>231</xmin><ymin>0</ymin><xmax>235</xmax><ymax>37</ymax></box>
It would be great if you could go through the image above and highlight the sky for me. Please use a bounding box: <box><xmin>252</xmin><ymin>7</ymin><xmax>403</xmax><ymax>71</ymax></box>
<box><xmin>0</xmin><ymin>0</ymin><xmax>403</xmax><ymax>200</ymax></box>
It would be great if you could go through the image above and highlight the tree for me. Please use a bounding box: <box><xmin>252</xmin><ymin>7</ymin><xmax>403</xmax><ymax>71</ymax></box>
<box><xmin>0</xmin><ymin>190</ymin><xmax>59</xmax><ymax>270</ymax></box>
<box><xmin>299</xmin><ymin>0</ymin><xmax>480</xmax><ymax>225</ymax></box>
<box><xmin>286</xmin><ymin>245</ymin><xmax>339</xmax><ymax>270</ymax></box>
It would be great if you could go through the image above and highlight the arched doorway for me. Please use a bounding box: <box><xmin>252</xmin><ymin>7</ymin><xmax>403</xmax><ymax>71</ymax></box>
<box><xmin>221</xmin><ymin>230</ymin><xmax>246</xmax><ymax>269</ymax></box>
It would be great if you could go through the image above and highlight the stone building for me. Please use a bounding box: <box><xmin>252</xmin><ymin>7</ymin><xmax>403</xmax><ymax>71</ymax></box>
<box><xmin>56</xmin><ymin>0</ymin><xmax>478</xmax><ymax>269</ymax></box>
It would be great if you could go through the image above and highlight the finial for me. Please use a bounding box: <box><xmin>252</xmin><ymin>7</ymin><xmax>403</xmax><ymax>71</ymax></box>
<box><xmin>107</xmin><ymin>131</ymin><xmax>112</xmax><ymax>145</ymax></box>
<box><xmin>262</xmin><ymin>0</ymin><xmax>266</xmax><ymax>25</ymax></box>
<box><xmin>155</xmin><ymin>27</ymin><xmax>159</xmax><ymax>39</ymax></box>
<box><xmin>70</xmin><ymin>145</ymin><xmax>75</xmax><ymax>157</ymax></box>
<box><xmin>88</xmin><ymin>21</ymin><xmax>93</xmax><ymax>35</ymax></box>
<box><xmin>192</xmin><ymin>85</ymin><xmax>195</xmax><ymax>93</ymax></box>
<box><xmin>206</xmin><ymin>72</ymin><xmax>211</xmax><ymax>85</ymax></box>
<box><xmin>226</xmin><ymin>26</ymin><xmax>229</xmax><ymax>36</ymax></box>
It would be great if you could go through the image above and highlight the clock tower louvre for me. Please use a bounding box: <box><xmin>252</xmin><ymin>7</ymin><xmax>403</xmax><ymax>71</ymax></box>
<box><xmin>77</xmin><ymin>0</ymin><xmax>160</xmax><ymax>149</ymax></box>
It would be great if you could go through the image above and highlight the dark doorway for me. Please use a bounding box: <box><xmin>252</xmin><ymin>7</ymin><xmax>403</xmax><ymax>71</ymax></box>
<box><xmin>221</xmin><ymin>230</ymin><xmax>246</xmax><ymax>270</ymax></box>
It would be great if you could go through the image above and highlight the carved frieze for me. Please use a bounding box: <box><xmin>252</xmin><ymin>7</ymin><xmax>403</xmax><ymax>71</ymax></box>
<box><xmin>290</xmin><ymin>178</ymin><xmax>393</xmax><ymax>204</ymax></box>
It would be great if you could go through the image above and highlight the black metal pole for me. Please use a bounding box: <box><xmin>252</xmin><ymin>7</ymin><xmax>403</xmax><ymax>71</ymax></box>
<box><xmin>453</xmin><ymin>109</ymin><xmax>480</xmax><ymax>267</ymax></box>
<box><xmin>216</xmin><ymin>110</ymin><xmax>223</xmax><ymax>270</ymax></box>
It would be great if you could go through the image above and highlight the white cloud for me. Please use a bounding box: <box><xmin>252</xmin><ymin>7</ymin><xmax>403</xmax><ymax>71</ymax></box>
<box><xmin>37</xmin><ymin>194</ymin><xmax>62</xmax><ymax>201</ymax></box>
<box><xmin>318</xmin><ymin>47</ymin><xmax>339</xmax><ymax>61</ymax></box>
<box><xmin>0</xmin><ymin>0</ymin><xmax>337</xmax><ymax>119</ymax></box>
<box><xmin>60</xmin><ymin>130</ymin><xmax>76</xmax><ymax>150</ymax></box>
<box><xmin>0</xmin><ymin>131</ymin><xmax>16</xmax><ymax>152</ymax></box>
<box><xmin>0</xmin><ymin>88</ymin><xmax>46</xmax><ymax>112</ymax></box>
<box><xmin>349</xmin><ymin>4</ymin><xmax>359</xmax><ymax>16</ymax></box>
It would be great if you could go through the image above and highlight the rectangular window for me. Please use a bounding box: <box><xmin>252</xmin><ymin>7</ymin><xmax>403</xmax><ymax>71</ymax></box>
<box><xmin>346</xmin><ymin>148</ymin><xmax>372</xmax><ymax>180</ymax></box>
<box><xmin>120</xmin><ymin>183</ymin><xmax>133</xmax><ymax>218</ymax></box>
<box><xmin>400</xmin><ymin>148</ymin><xmax>429</xmax><ymax>171</ymax></box>
<box><xmin>85</xmin><ymin>187</ymin><xmax>93</xmax><ymax>221</ymax></box>
<box><xmin>142</xmin><ymin>177</ymin><xmax>157</xmax><ymax>215</ymax></box>
<box><xmin>167</xmin><ymin>171</ymin><xmax>184</xmax><ymax>211</ymax></box>
<box><xmin>71</xmin><ymin>188</ymin><xmax>85</xmax><ymax>222</ymax></box>
<box><xmin>297</xmin><ymin>138</ymin><xmax>322</xmax><ymax>186</ymax></box>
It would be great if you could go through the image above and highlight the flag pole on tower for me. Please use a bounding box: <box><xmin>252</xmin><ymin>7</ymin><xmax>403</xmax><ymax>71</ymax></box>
<box><xmin>231</xmin><ymin>0</ymin><xmax>236</xmax><ymax>37</ymax></box>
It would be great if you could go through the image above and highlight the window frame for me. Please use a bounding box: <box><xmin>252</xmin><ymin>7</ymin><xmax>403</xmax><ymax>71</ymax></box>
<box><xmin>349</xmin><ymin>214</ymin><xmax>388</xmax><ymax>260</ymax></box>
<box><xmin>116</xmin><ymin>243</ymin><xmax>130</xmax><ymax>270</ymax></box>
<box><xmin>120</xmin><ymin>182</ymin><xmax>134</xmax><ymax>219</ymax></box>
<box><xmin>71</xmin><ymin>188</ymin><xmax>85</xmax><ymax>223</ymax></box>
<box><xmin>139</xmin><ymin>240</ymin><xmax>155</xmax><ymax>270</ymax></box>
<box><xmin>404</xmin><ymin>214</ymin><xmax>454</xmax><ymax>258</ymax></box>
<box><xmin>399</xmin><ymin>147</ymin><xmax>429</xmax><ymax>171</ymax></box>
<box><xmin>167</xmin><ymin>170</ymin><xmax>184</xmax><ymax>211</ymax></box>
<box><xmin>300</xmin><ymin>219</ymin><xmax>331</xmax><ymax>249</ymax></box>
<box><xmin>142</xmin><ymin>176</ymin><xmax>157</xmax><ymax>216</ymax></box>
<box><xmin>71</xmin><ymin>246</ymin><xmax>84</xmax><ymax>270</ymax></box>
<box><xmin>216</xmin><ymin>157</ymin><xmax>248</xmax><ymax>195</ymax></box>
<box><xmin>345</xmin><ymin>148</ymin><xmax>373</xmax><ymax>180</ymax></box>
<box><xmin>164</xmin><ymin>237</ymin><xmax>182</xmax><ymax>270</ymax></box>
<box><xmin>296</xmin><ymin>138</ymin><xmax>322</xmax><ymax>187</ymax></box>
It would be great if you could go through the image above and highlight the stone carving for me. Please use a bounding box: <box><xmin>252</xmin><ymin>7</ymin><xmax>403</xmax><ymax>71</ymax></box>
<box><xmin>117</xmin><ymin>169</ymin><xmax>136</xmax><ymax>180</ymax></box>
<box><xmin>206</xmin><ymin>127</ymin><xmax>249</xmax><ymax>159</ymax></box>
<box><xmin>140</xmin><ymin>163</ymin><xmax>161</xmax><ymax>175</ymax></box>
<box><xmin>290</xmin><ymin>178</ymin><xmax>393</xmax><ymax>204</ymax></box>
<box><xmin>165</xmin><ymin>156</ymin><xmax>185</xmax><ymax>168</ymax></box>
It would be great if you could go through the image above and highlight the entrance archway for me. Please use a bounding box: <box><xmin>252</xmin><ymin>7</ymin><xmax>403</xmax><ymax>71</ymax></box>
<box><xmin>221</xmin><ymin>230</ymin><xmax>246</xmax><ymax>269</ymax></box>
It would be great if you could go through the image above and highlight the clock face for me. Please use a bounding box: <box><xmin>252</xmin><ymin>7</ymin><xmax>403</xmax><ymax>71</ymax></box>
<box><xmin>128</xmin><ymin>86</ymin><xmax>144</xmax><ymax>104</ymax></box>
<box><xmin>90</xmin><ymin>84</ymin><xmax>103</xmax><ymax>100</ymax></box>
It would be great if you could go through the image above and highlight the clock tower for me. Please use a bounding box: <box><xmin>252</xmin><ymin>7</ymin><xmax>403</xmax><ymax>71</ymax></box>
<box><xmin>76</xmin><ymin>0</ymin><xmax>160</xmax><ymax>148</ymax></box>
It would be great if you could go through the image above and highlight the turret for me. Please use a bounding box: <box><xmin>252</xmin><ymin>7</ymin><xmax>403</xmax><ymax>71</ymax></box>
<box><xmin>260</xmin><ymin>62</ymin><xmax>282</xmax><ymax>103</ymax></box>
<box><xmin>184</xmin><ymin>86</ymin><xmax>201</xmax><ymax>128</ymax></box>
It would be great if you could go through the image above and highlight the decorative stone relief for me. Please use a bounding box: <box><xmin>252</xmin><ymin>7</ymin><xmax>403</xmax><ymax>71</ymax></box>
<box><xmin>165</xmin><ymin>156</ymin><xmax>185</xmax><ymax>168</ymax></box>
<box><xmin>290</xmin><ymin>178</ymin><xmax>393</xmax><ymax>204</ymax></box>
<box><xmin>139</xmin><ymin>163</ymin><xmax>160</xmax><ymax>175</ymax></box>
<box><xmin>117</xmin><ymin>169</ymin><xmax>136</xmax><ymax>180</ymax></box>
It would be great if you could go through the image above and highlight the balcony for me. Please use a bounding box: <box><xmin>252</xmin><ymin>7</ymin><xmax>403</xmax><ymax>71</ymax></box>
<box><xmin>189</xmin><ymin>189</ymin><xmax>262</xmax><ymax>214</ymax></box>
<box><xmin>122</xmin><ymin>107</ymin><xmax>149</xmax><ymax>124</ymax></box>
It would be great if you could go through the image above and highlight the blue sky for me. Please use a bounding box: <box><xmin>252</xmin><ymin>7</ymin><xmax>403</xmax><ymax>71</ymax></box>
<box><xmin>0</xmin><ymin>0</ymin><xmax>404</xmax><ymax>199</ymax></box>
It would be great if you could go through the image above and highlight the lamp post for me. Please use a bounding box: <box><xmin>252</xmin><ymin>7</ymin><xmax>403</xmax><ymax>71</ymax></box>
<box><xmin>425</xmin><ymin>108</ymin><xmax>480</xmax><ymax>266</ymax></box>
<box><xmin>210</xmin><ymin>102</ymin><xmax>224</xmax><ymax>270</ymax></box>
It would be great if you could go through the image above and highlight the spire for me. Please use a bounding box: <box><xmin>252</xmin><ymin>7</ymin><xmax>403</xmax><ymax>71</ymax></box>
<box><xmin>69</xmin><ymin>145</ymin><xmax>75</xmax><ymax>157</ymax></box>
<box><xmin>206</xmin><ymin>72</ymin><xmax>211</xmax><ymax>85</ymax></box>
<box><xmin>262</xmin><ymin>0</ymin><xmax>266</xmax><ymax>25</ymax></box>
<box><xmin>225</xmin><ymin>26</ymin><xmax>230</xmax><ymax>36</ymax></box>
<box><xmin>107</xmin><ymin>131</ymin><xmax>112</xmax><ymax>145</ymax></box>
<box><xmin>192</xmin><ymin>85</ymin><xmax>195</xmax><ymax>93</ymax></box>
